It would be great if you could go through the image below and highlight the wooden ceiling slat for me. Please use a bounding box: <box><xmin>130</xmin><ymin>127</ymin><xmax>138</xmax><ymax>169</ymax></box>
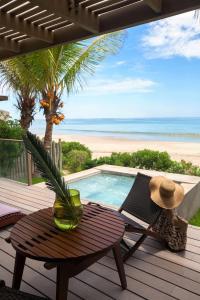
<box><xmin>81</xmin><ymin>0</ymin><xmax>105</xmax><ymax>8</ymax></box>
<box><xmin>24</xmin><ymin>10</ymin><xmax>50</xmax><ymax>22</ymax></box>
<box><xmin>23</xmin><ymin>8</ymin><xmax>46</xmax><ymax>21</ymax></box>
<box><xmin>0</xmin><ymin>11</ymin><xmax>53</xmax><ymax>43</ymax></box>
<box><xmin>4</xmin><ymin>31</ymin><xmax>19</xmax><ymax>38</ymax></box>
<box><xmin>0</xmin><ymin>0</ymin><xmax>17</xmax><ymax>9</ymax></box>
<box><xmin>0</xmin><ymin>29</ymin><xmax>13</xmax><ymax>36</ymax></box>
<box><xmin>88</xmin><ymin>0</ymin><xmax>120</xmax><ymax>11</ymax></box>
<box><xmin>31</xmin><ymin>14</ymin><xmax>56</xmax><ymax>26</ymax></box>
<box><xmin>45</xmin><ymin>20</ymin><xmax>71</xmax><ymax>31</ymax></box>
<box><xmin>12</xmin><ymin>34</ymin><xmax>27</xmax><ymax>41</ymax></box>
<box><xmin>28</xmin><ymin>0</ymin><xmax>99</xmax><ymax>33</ymax></box>
<box><xmin>0</xmin><ymin>37</ymin><xmax>19</xmax><ymax>52</ymax></box>
<box><xmin>38</xmin><ymin>17</ymin><xmax>62</xmax><ymax>29</ymax></box>
<box><xmin>92</xmin><ymin>0</ymin><xmax>140</xmax><ymax>15</ymax></box>
<box><xmin>0</xmin><ymin>0</ymin><xmax>29</xmax><ymax>13</ymax></box>
<box><xmin>6</xmin><ymin>1</ymin><xmax>30</xmax><ymax>14</ymax></box>
<box><xmin>12</xmin><ymin>4</ymin><xmax>38</xmax><ymax>17</ymax></box>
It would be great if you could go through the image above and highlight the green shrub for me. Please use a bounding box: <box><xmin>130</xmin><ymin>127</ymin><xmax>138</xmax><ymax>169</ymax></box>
<box><xmin>130</xmin><ymin>149</ymin><xmax>172</xmax><ymax>171</ymax></box>
<box><xmin>190</xmin><ymin>208</ymin><xmax>200</xmax><ymax>226</ymax></box>
<box><xmin>64</xmin><ymin>150</ymin><xmax>90</xmax><ymax>172</ymax></box>
<box><xmin>93</xmin><ymin>156</ymin><xmax>112</xmax><ymax>166</ymax></box>
<box><xmin>0</xmin><ymin>119</ymin><xmax>24</xmax><ymax>139</ymax></box>
<box><xmin>62</xmin><ymin>141</ymin><xmax>91</xmax><ymax>168</ymax></box>
<box><xmin>110</xmin><ymin>152</ymin><xmax>132</xmax><ymax>166</ymax></box>
<box><xmin>169</xmin><ymin>160</ymin><xmax>200</xmax><ymax>176</ymax></box>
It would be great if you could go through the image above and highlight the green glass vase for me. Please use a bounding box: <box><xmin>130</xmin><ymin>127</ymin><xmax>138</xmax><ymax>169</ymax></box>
<box><xmin>53</xmin><ymin>189</ymin><xmax>83</xmax><ymax>231</ymax></box>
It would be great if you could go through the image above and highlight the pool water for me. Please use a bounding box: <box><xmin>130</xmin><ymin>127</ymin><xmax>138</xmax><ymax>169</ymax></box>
<box><xmin>69</xmin><ymin>173</ymin><xmax>135</xmax><ymax>207</ymax></box>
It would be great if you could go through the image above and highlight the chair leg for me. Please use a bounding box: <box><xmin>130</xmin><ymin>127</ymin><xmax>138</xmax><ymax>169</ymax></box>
<box><xmin>12</xmin><ymin>251</ymin><xmax>26</xmax><ymax>290</ymax></box>
<box><xmin>123</xmin><ymin>234</ymin><xmax>147</xmax><ymax>262</ymax></box>
<box><xmin>113</xmin><ymin>243</ymin><xmax>127</xmax><ymax>289</ymax></box>
<box><xmin>120</xmin><ymin>238</ymin><xmax>130</xmax><ymax>251</ymax></box>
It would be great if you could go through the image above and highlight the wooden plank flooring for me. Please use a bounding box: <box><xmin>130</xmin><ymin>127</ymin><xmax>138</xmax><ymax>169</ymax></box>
<box><xmin>0</xmin><ymin>178</ymin><xmax>200</xmax><ymax>299</ymax></box>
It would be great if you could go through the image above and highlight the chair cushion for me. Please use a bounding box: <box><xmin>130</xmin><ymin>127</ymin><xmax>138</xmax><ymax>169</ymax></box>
<box><xmin>120</xmin><ymin>172</ymin><xmax>162</xmax><ymax>224</ymax></box>
<box><xmin>0</xmin><ymin>203</ymin><xmax>24</xmax><ymax>229</ymax></box>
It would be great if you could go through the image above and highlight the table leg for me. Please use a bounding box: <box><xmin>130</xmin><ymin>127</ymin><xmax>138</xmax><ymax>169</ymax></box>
<box><xmin>56</xmin><ymin>264</ymin><xmax>69</xmax><ymax>300</ymax></box>
<box><xmin>12</xmin><ymin>251</ymin><xmax>26</xmax><ymax>290</ymax></box>
<box><xmin>112</xmin><ymin>242</ymin><xmax>127</xmax><ymax>289</ymax></box>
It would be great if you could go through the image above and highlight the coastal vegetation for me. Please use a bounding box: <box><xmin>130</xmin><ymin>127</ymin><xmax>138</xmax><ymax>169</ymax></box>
<box><xmin>61</xmin><ymin>142</ymin><xmax>200</xmax><ymax>177</ymax></box>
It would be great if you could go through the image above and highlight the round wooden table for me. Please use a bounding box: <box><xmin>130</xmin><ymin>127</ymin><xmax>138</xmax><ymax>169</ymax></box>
<box><xmin>10</xmin><ymin>203</ymin><xmax>127</xmax><ymax>300</ymax></box>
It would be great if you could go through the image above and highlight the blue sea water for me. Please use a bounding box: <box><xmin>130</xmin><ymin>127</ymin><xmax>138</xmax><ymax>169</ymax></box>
<box><xmin>31</xmin><ymin>117</ymin><xmax>200</xmax><ymax>143</ymax></box>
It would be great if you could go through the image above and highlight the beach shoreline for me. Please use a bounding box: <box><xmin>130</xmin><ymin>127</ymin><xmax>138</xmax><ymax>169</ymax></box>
<box><xmin>40</xmin><ymin>134</ymin><xmax>200</xmax><ymax>165</ymax></box>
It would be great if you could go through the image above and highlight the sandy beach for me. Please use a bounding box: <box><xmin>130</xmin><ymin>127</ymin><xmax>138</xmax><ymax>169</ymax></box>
<box><xmin>49</xmin><ymin>134</ymin><xmax>200</xmax><ymax>165</ymax></box>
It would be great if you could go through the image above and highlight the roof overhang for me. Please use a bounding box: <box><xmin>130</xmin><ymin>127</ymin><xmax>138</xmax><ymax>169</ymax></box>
<box><xmin>0</xmin><ymin>95</ymin><xmax>8</xmax><ymax>101</ymax></box>
<box><xmin>0</xmin><ymin>0</ymin><xmax>199</xmax><ymax>61</ymax></box>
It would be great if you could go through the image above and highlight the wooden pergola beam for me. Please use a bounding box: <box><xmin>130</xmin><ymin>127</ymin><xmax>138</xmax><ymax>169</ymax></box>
<box><xmin>100</xmin><ymin>0</ymin><xmax>200</xmax><ymax>32</ymax></box>
<box><xmin>144</xmin><ymin>0</ymin><xmax>162</xmax><ymax>13</ymax></box>
<box><xmin>0</xmin><ymin>95</ymin><xmax>8</xmax><ymax>101</ymax></box>
<box><xmin>0</xmin><ymin>0</ymin><xmax>199</xmax><ymax>61</ymax></box>
<box><xmin>28</xmin><ymin>0</ymin><xmax>99</xmax><ymax>33</ymax></box>
<box><xmin>0</xmin><ymin>11</ymin><xmax>53</xmax><ymax>43</ymax></box>
<box><xmin>0</xmin><ymin>38</ymin><xmax>19</xmax><ymax>53</ymax></box>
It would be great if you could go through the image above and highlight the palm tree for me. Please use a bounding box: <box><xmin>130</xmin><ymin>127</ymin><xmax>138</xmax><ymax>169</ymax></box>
<box><xmin>0</xmin><ymin>56</ymin><xmax>37</xmax><ymax>130</ymax></box>
<box><xmin>30</xmin><ymin>32</ymin><xmax>125</xmax><ymax>149</ymax></box>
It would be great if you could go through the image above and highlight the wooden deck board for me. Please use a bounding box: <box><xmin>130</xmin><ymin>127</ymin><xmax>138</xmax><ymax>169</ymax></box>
<box><xmin>0</xmin><ymin>178</ymin><xmax>200</xmax><ymax>299</ymax></box>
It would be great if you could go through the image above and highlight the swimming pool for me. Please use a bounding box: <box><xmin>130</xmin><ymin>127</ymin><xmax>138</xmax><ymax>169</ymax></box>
<box><xmin>69</xmin><ymin>173</ymin><xmax>135</xmax><ymax>207</ymax></box>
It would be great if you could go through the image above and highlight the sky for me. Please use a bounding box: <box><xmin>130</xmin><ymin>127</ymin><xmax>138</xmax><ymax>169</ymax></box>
<box><xmin>1</xmin><ymin>10</ymin><xmax>200</xmax><ymax>119</ymax></box>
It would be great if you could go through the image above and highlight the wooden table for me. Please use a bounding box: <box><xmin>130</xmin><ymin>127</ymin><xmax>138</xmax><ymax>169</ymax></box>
<box><xmin>10</xmin><ymin>204</ymin><xmax>127</xmax><ymax>299</ymax></box>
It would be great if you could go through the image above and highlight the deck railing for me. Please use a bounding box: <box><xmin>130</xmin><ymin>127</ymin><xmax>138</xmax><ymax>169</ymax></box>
<box><xmin>0</xmin><ymin>138</ymin><xmax>62</xmax><ymax>185</ymax></box>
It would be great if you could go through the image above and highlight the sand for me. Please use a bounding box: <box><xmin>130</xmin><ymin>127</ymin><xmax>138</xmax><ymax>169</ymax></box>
<box><xmin>49</xmin><ymin>134</ymin><xmax>200</xmax><ymax>165</ymax></box>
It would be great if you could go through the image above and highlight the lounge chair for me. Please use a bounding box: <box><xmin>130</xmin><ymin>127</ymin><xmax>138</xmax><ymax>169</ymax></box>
<box><xmin>0</xmin><ymin>280</ymin><xmax>47</xmax><ymax>299</ymax></box>
<box><xmin>119</xmin><ymin>172</ymin><xmax>163</xmax><ymax>261</ymax></box>
<box><xmin>0</xmin><ymin>203</ymin><xmax>25</xmax><ymax>229</ymax></box>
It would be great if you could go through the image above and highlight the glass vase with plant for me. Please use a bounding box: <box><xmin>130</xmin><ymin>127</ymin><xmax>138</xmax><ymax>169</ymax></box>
<box><xmin>23</xmin><ymin>131</ymin><xmax>83</xmax><ymax>231</ymax></box>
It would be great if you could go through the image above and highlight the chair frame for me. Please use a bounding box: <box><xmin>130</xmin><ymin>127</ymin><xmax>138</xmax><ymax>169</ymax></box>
<box><xmin>118</xmin><ymin>173</ymin><xmax>163</xmax><ymax>262</ymax></box>
<box><xmin>119</xmin><ymin>206</ymin><xmax>162</xmax><ymax>261</ymax></box>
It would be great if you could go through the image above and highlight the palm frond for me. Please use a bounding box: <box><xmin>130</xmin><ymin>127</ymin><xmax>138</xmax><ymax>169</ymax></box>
<box><xmin>23</xmin><ymin>131</ymin><xmax>70</xmax><ymax>204</ymax></box>
<box><xmin>62</xmin><ymin>31</ymin><xmax>126</xmax><ymax>94</ymax></box>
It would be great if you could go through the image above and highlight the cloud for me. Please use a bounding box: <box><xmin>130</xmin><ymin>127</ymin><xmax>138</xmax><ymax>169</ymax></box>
<box><xmin>142</xmin><ymin>11</ymin><xmax>200</xmax><ymax>59</ymax></box>
<box><xmin>116</xmin><ymin>60</ymin><xmax>127</xmax><ymax>66</ymax></box>
<box><xmin>82</xmin><ymin>77</ymin><xmax>156</xmax><ymax>95</ymax></box>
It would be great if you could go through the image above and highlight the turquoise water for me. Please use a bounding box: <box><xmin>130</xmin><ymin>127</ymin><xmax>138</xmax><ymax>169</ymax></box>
<box><xmin>68</xmin><ymin>173</ymin><xmax>135</xmax><ymax>207</ymax></box>
<box><xmin>31</xmin><ymin>117</ymin><xmax>200</xmax><ymax>142</ymax></box>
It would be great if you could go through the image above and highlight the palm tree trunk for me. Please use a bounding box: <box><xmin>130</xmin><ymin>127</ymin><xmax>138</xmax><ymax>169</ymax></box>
<box><xmin>17</xmin><ymin>94</ymin><xmax>35</xmax><ymax>131</ymax></box>
<box><xmin>44</xmin><ymin>117</ymin><xmax>53</xmax><ymax>150</ymax></box>
<box><xmin>20</xmin><ymin>113</ymin><xmax>33</xmax><ymax>131</ymax></box>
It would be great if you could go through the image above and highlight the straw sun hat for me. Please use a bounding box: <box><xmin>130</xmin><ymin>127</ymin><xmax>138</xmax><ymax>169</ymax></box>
<box><xmin>149</xmin><ymin>176</ymin><xmax>184</xmax><ymax>209</ymax></box>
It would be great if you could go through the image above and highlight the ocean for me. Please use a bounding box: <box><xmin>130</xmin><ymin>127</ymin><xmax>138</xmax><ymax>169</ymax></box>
<box><xmin>30</xmin><ymin>117</ymin><xmax>200</xmax><ymax>143</ymax></box>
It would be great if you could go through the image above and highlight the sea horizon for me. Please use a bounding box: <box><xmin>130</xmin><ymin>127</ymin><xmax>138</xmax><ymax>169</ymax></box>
<box><xmin>30</xmin><ymin>117</ymin><xmax>200</xmax><ymax>143</ymax></box>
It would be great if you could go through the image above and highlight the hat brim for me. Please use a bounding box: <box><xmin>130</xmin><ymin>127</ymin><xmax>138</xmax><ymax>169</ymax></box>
<box><xmin>149</xmin><ymin>176</ymin><xmax>184</xmax><ymax>209</ymax></box>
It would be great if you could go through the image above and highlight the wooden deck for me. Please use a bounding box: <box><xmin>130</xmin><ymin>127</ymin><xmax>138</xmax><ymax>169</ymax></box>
<box><xmin>0</xmin><ymin>177</ymin><xmax>200</xmax><ymax>300</ymax></box>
